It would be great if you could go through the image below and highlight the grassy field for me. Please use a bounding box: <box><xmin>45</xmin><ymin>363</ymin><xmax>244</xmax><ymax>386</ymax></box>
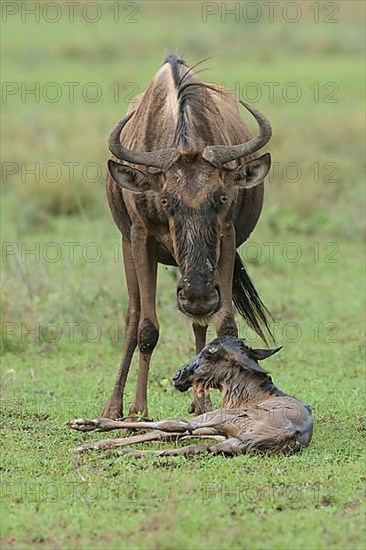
<box><xmin>1</xmin><ymin>1</ymin><xmax>365</xmax><ymax>549</ymax></box>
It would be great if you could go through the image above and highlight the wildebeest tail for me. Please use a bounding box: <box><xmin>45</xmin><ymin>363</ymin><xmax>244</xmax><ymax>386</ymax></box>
<box><xmin>232</xmin><ymin>252</ymin><xmax>274</xmax><ymax>345</ymax></box>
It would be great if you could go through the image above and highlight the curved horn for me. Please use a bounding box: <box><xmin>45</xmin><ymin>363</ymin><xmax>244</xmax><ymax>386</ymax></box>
<box><xmin>109</xmin><ymin>110</ymin><xmax>179</xmax><ymax>170</ymax></box>
<box><xmin>202</xmin><ymin>101</ymin><xmax>272</xmax><ymax>167</ymax></box>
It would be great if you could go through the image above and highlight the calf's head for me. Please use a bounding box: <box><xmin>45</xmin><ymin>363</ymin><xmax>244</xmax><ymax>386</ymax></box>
<box><xmin>172</xmin><ymin>335</ymin><xmax>282</xmax><ymax>392</ymax></box>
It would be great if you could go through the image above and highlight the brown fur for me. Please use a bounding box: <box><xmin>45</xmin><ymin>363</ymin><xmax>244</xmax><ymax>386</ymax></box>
<box><xmin>70</xmin><ymin>337</ymin><xmax>313</xmax><ymax>457</ymax></box>
<box><xmin>103</xmin><ymin>55</ymin><xmax>273</xmax><ymax>419</ymax></box>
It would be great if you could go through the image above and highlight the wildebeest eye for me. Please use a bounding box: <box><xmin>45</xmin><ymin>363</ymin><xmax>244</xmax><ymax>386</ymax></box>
<box><xmin>220</xmin><ymin>194</ymin><xmax>228</xmax><ymax>204</ymax></box>
<box><xmin>161</xmin><ymin>197</ymin><xmax>169</xmax><ymax>208</ymax></box>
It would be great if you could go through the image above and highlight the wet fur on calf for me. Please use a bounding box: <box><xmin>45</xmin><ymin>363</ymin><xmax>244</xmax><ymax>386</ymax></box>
<box><xmin>70</xmin><ymin>337</ymin><xmax>313</xmax><ymax>457</ymax></box>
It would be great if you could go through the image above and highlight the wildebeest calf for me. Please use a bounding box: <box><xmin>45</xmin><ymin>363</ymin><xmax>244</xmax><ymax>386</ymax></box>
<box><xmin>70</xmin><ymin>336</ymin><xmax>313</xmax><ymax>456</ymax></box>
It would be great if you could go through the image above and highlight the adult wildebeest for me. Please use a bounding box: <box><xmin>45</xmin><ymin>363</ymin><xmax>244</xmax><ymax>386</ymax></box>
<box><xmin>70</xmin><ymin>336</ymin><xmax>313</xmax><ymax>456</ymax></box>
<box><xmin>104</xmin><ymin>54</ymin><xmax>273</xmax><ymax>419</ymax></box>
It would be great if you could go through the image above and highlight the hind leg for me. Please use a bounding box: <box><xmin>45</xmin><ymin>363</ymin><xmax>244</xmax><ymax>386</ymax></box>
<box><xmin>115</xmin><ymin>437</ymin><xmax>242</xmax><ymax>457</ymax></box>
<box><xmin>75</xmin><ymin>431</ymin><xmax>227</xmax><ymax>453</ymax></box>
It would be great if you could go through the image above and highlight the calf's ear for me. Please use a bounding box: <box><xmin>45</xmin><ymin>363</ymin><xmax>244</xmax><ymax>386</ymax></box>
<box><xmin>108</xmin><ymin>159</ymin><xmax>149</xmax><ymax>193</ymax></box>
<box><xmin>249</xmin><ymin>346</ymin><xmax>282</xmax><ymax>361</ymax></box>
<box><xmin>224</xmin><ymin>345</ymin><xmax>268</xmax><ymax>375</ymax></box>
<box><xmin>230</xmin><ymin>153</ymin><xmax>271</xmax><ymax>189</ymax></box>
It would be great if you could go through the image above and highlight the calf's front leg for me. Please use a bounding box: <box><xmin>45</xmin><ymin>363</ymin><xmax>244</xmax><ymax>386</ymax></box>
<box><xmin>69</xmin><ymin>417</ymin><xmax>193</xmax><ymax>433</ymax></box>
<box><xmin>188</xmin><ymin>323</ymin><xmax>213</xmax><ymax>415</ymax></box>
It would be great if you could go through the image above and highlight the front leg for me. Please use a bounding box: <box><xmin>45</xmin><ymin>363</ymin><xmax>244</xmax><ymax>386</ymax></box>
<box><xmin>102</xmin><ymin>238</ymin><xmax>139</xmax><ymax>419</ymax></box>
<box><xmin>216</xmin><ymin>226</ymin><xmax>238</xmax><ymax>337</ymax></box>
<box><xmin>69</xmin><ymin>417</ymin><xmax>193</xmax><ymax>433</ymax></box>
<box><xmin>128</xmin><ymin>227</ymin><xmax>159</xmax><ymax>417</ymax></box>
<box><xmin>188</xmin><ymin>323</ymin><xmax>213</xmax><ymax>415</ymax></box>
<box><xmin>68</xmin><ymin>409</ymin><xmax>224</xmax><ymax>434</ymax></box>
<box><xmin>189</xmin><ymin>381</ymin><xmax>213</xmax><ymax>415</ymax></box>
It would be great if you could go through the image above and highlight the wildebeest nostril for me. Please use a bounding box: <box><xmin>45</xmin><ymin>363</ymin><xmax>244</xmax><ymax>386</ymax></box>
<box><xmin>172</xmin><ymin>369</ymin><xmax>181</xmax><ymax>381</ymax></box>
<box><xmin>178</xmin><ymin>288</ymin><xmax>186</xmax><ymax>300</ymax></box>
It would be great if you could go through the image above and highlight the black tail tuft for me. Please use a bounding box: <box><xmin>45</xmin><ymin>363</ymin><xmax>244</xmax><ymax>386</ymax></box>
<box><xmin>232</xmin><ymin>252</ymin><xmax>275</xmax><ymax>346</ymax></box>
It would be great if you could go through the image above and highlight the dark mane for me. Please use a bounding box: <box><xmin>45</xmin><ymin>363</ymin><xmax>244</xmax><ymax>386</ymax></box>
<box><xmin>163</xmin><ymin>53</ymin><xmax>218</xmax><ymax>150</ymax></box>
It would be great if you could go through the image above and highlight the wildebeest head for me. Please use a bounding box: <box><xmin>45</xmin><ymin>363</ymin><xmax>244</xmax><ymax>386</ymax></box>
<box><xmin>108</xmin><ymin>102</ymin><xmax>271</xmax><ymax>319</ymax></box>
<box><xmin>172</xmin><ymin>335</ymin><xmax>282</xmax><ymax>392</ymax></box>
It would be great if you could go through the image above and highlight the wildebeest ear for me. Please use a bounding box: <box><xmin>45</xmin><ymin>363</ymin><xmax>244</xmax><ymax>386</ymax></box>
<box><xmin>249</xmin><ymin>346</ymin><xmax>282</xmax><ymax>361</ymax></box>
<box><xmin>231</xmin><ymin>351</ymin><xmax>268</xmax><ymax>374</ymax></box>
<box><xmin>223</xmin><ymin>344</ymin><xmax>268</xmax><ymax>375</ymax></box>
<box><xmin>108</xmin><ymin>159</ymin><xmax>150</xmax><ymax>193</ymax></box>
<box><xmin>230</xmin><ymin>153</ymin><xmax>271</xmax><ymax>189</ymax></box>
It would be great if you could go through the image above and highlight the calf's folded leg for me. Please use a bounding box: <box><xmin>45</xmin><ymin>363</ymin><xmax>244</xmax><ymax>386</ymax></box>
<box><xmin>115</xmin><ymin>437</ymin><xmax>242</xmax><ymax>457</ymax></box>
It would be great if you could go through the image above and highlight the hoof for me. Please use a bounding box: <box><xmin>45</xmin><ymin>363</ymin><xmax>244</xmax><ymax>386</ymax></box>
<box><xmin>187</xmin><ymin>400</ymin><xmax>213</xmax><ymax>416</ymax></box>
<box><xmin>68</xmin><ymin>418</ymin><xmax>100</xmax><ymax>432</ymax></box>
<box><xmin>102</xmin><ymin>404</ymin><xmax>123</xmax><ymax>420</ymax></box>
<box><xmin>128</xmin><ymin>404</ymin><xmax>149</xmax><ymax>419</ymax></box>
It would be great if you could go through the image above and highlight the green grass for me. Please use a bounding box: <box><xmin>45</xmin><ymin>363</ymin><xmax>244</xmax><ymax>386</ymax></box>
<box><xmin>1</xmin><ymin>2</ymin><xmax>365</xmax><ymax>549</ymax></box>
